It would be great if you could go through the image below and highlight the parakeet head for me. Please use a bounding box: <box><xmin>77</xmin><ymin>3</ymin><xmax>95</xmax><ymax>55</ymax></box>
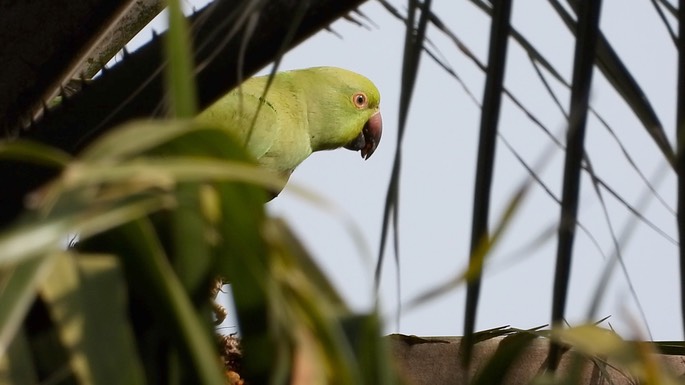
<box><xmin>342</xmin><ymin>89</ymin><xmax>383</xmax><ymax>160</ymax></box>
<box><xmin>294</xmin><ymin>67</ymin><xmax>382</xmax><ymax>159</ymax></box>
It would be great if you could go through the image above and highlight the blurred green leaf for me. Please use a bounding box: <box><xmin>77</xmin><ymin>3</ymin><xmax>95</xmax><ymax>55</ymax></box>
<box><xmin>39</xmin><ymin>253</ymin><xmax>145</xmax><ymax>385</ymax></box>
<box><xmin>165</xmin><ymin>0</ymin><xmax>198</xmax><ymax>118</ymax></box>
<box><xmin>552</xmin><ymin>325</ymin><xmax>682</xmax><ymax>385</ymax></box>
<box><xmin>260</xmin><ymin>218</ymin><xmax>401</xmax><ymax>385</ymax></box>
<box><xmin>0</xmin><ymin>140</ymin><xmax>71</xmax><ymax>168</ymax></box>
<box><xmin>0</xmin><ymin>329</ymin><xmax>38</xmax><ymax>385</ymax></box>
<box><xmin>78</xmin><ymin>219</ymin><xmax>226</xmax><ymax>385</ymax></box>
<box><xmin>0</xmin><ymin>256</ymin><xmax>56</xmax><ymax>360</ymax></box>
<box><xmin>78</xmin><ymin>120</ymin><xmax>201</xmax><ymax>162</ymax></box>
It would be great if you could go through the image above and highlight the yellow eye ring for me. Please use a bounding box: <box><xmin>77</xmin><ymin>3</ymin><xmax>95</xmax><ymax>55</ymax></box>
<box><xmin>352</xmin><ymin>92</ymin><xmax>368</xmax><ymax>109</ymax></box>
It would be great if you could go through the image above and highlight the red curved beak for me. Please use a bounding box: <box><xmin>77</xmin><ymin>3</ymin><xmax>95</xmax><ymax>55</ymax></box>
<box><xmin>344</xmin><ymin>111</ymin><xmax>383</xmax><ymax>159</ymax></box>
<box><xmin>361</xmin><ymin>111</ymin><xmax>382</xmax><ymax>160</ymax></box>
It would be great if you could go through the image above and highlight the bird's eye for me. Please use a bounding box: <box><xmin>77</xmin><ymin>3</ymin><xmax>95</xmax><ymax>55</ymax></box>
<box><xmin>352</xmin><ymin>92</ymin><xmax>368</xmax><ymax>109</ymax></box>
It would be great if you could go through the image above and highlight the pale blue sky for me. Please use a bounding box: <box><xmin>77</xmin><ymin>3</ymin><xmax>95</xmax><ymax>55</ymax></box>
<box><xmin>130</xmin><ymin>0</ymin><xmax>681</xmax><ymax>340</ymax></box>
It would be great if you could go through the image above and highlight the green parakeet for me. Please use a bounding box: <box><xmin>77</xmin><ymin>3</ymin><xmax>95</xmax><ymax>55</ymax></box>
<box><xmin>196</xmin><ymin>66</ymin><xmax>382</xmax><ymax>193</ymax></box>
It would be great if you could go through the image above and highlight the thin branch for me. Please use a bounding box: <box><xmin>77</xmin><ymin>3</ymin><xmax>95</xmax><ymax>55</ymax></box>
<box><xmin>375</xmin><ymin>0</ymin><xmax>433</xmax><ymax>332</ymax></box>
<box><xmin>648</xmin><ymin>0</ymin><xmax>678</xmax><ymax>46</ymax></box>
<box><xmin>528</xmin><ymin>54</ymin><xmax>677</xmax><ymax>242</ymax></box>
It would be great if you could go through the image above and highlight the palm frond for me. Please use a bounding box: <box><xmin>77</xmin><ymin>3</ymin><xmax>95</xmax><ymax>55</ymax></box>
<box><xmin>375</xmin><ymin>0</ymin><xmax>433</xmax><ymax>330</ymax></box>
<box><xmin>676</xmin><ymin>0</ymin><xmax>685</xmax><ymax>339</ymax></box>
<box><xmin>549</xmin><ymin>0</ymin><xmax>603</xmax><ymax>370</ymax></box>
<box><xmin>463</xmin><ymin>0</ymin><xmax>513</xmax><ymax>366</ymax></box>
